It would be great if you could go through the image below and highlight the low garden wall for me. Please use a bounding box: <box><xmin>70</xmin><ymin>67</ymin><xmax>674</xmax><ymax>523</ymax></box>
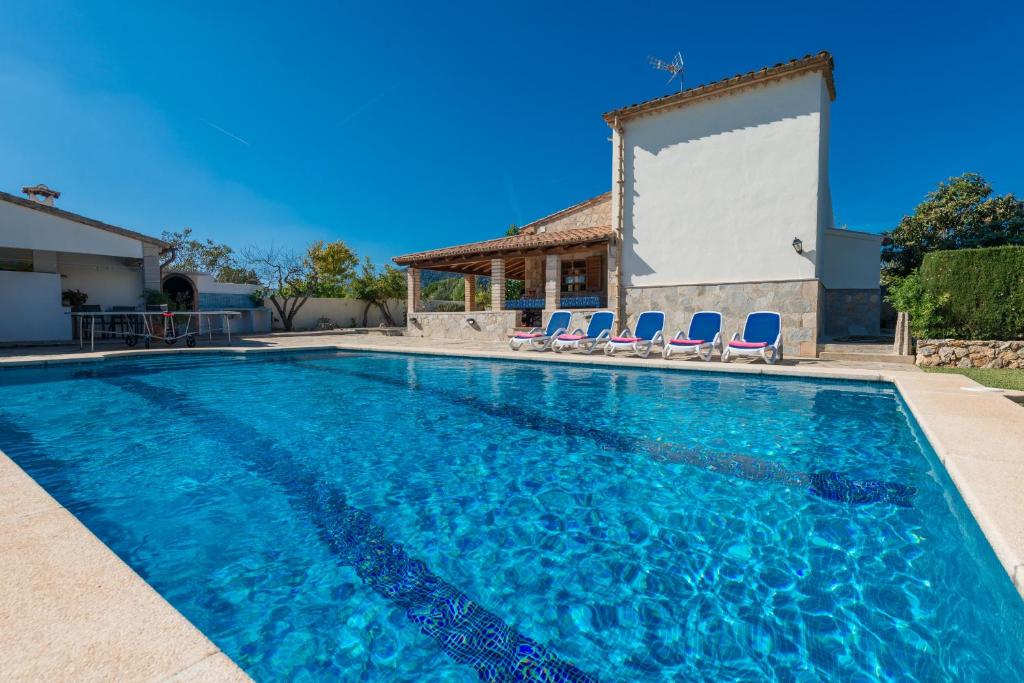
<box><xmin>917</xmin><ymin>339</ymin><xmax>1024</xmax><ymax>369</ymax></box>
<box><xmin>406</xmin><ymin>311</ymin><xmax>518</xmax><ymax>341</ymax></box>
<box><xmin>273</xmin><ymin>298</ymin><xmax>405</xmax><ymax>331</ymax></box>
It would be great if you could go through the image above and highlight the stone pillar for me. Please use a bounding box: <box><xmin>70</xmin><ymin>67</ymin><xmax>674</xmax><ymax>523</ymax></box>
<box><xmin>894</xmin><ymin>311</ymin><xmax>912</xmax><ymax>355</ymax></box>
<box><xmin>605</xmin><ymin>242</ymin><xmax>621</xmax><ymax>321</ymax></box>
<box><xmin>142</xmin><ymin>244</ymin><xmax>162</xmax><ymax>292</ymax></box>
<box><xmin>544</xmin><ymin>254</ymin><xmax>560</xmax><ymax>312</ymax></box>
<box><xmin>490</xmin><ymin>259</ymin><xmax>505</xmax><ymax>311</ymax></box>
<box><xmin>464</xmin><ymin>274</ymin><xmax>476</xmax><ymax>312</ymax></box>
<box><xmin>406</xmin><ymin>267</ymin><xmax>421</xmax><ymax>319</ymax></box>
<box><xmin>523</xmin><ymin>256</ymin><xmax>544</xmax><ymax>298</ymax></box>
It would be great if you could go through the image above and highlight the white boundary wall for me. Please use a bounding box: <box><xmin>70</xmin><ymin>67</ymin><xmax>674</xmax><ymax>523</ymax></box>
<box><xmin>0</xmin><ymin>270</ymin><xmax>71</xmax><ymax>342</ymax></box>
<box><xmin>274</xmin><ymin>298</ymin><xmax>406</xmax><ymax>331</ymax></box>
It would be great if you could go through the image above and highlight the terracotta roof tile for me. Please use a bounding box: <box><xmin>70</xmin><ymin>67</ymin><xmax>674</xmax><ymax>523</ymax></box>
<box><xmin>603</xmin><ymin>51</ymin><xmax>834</xmax><ymax>124</ymax></box>
<box><xmin>393</xmin><ymin>226</ymin><xmax>612</xmax><ymax>266</ymax></box>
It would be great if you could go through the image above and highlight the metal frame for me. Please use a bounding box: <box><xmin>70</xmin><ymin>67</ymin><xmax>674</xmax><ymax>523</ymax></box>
<box><xmin>71</xmin><ymin>311</ymin><xmax>241</xmax><ymax>352</ymax></box>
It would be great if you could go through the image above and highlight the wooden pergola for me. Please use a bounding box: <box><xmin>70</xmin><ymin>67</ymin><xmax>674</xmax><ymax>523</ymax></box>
<box><xmin>393</xmin><ymin>226</ymin><xmax>613</xmax><ymax>316</ymax></box>
<box><xmin>393</xmin><ymin>226</ymin><xmax>612</xmax><ymax>279</ymax></box>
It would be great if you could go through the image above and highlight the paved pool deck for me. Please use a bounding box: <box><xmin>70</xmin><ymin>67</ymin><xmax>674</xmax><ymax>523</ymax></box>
<box><xmin>1</xmin><ymin>332</ymin><xmax>1022</xmax><ymax>681</ymax></box>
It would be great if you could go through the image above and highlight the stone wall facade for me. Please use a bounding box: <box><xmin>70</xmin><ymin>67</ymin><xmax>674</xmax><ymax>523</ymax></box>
<box><xmin>519</xmin><ymin>194</ymin><xmax>611</xmax><ymax>236</ymax></box>
<box><xmin>624</xmin><ymin>279</ymin><xmax>821</xmax><ymax>357</ymax></box>
<box><xmin>917</xmin><ymin>339</ymin><xmax>1024</xmax><ymax>369</ymax></box>
<box><xmin>823</xmin><ymin>288</ymin><xmax>880</xmax><ymax>338</ymax></box>
<box><xmin>407</xmin><ymin>311</ymin><xmax>518</xmax><ymax>341</ymax></box>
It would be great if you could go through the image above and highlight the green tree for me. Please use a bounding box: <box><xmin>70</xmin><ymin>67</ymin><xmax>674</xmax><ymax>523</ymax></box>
<box><xmin>160</xmin><ymin>228</ymin><xmax>258</xmax><ymax>283</ymax></box>
<box><xmin>349</xmin><ymin>258</ymin><xmax>407</xmax><ymax>326</ymax></box>
<box><xmin>243</xmin><ymin>240</ymin><xmax>358</xmax><ymax>331</ymax></box>
<box><xmin>505</xmin><ymin>224</ymin><xmax>520</xmax><ymax>237</ymax></box>
<box><xmin>305</xmin><ymin>240</ymin><xmax>358</xmax><ymax>297</ymax></box>
<box><xmin>881</xmin><ymin>173</ymin><xmax>1024</xmax><ymax>284</ymax></box>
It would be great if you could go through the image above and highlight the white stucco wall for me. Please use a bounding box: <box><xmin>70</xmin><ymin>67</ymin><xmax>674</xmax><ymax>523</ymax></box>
<box><xmin>620</xmin><ymin>71</ymin><xmax>832</xmax><ymax>287</ymax></box>
<box><xmin>189</xmin><ymin>273</ymin><xmax>260</xmax><ymax>296</ymax></box>
<box><xmin>277</xmin><ymin>298</ymin><xmax>406</xmax><ymax>331</ymax></box>
<box><xmin>820</xmin><ymin>228</ymin><xmax>882</xmax><ymax>290</ymax></box>
<box><xmin>0</xmin><ymin>270</ymin><xmax>71</xmax><ymax>342</ymax></box>
<box><xmin>57</xmin><ymin>253</ymin><xmax>144</xmax><ymax>310</ymax></box>
<box><xmin>0</xmin><ymin>201</ymin><xmax>145</xmax><ymax>259</ymax></box>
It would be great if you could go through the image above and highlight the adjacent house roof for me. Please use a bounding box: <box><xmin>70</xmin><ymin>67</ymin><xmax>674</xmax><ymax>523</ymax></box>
<box><xmin>0</xmin><ymin>191</ymin><xmax>170</xmax><ymax>249</ymax></box>
<box><xmin>603</xmin><ymin>51</ymin><xmax>835</xmax><ymax>125</ymax></box>
<box><xmin>393</xmin><ymin>225</ymin><xmax>612</xmax><ymax>277</ymax></box>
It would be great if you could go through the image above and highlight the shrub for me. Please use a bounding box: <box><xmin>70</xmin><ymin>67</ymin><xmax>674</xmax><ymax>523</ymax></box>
<box><xmin>917</xmin><ymin>246</ymin><xmax>1024</xmax><ymax>339</ymax></box>
<box><xmin>886</xmin><ymin>272</ymin><xmax>948</xmax><ymax>338</ymax></box>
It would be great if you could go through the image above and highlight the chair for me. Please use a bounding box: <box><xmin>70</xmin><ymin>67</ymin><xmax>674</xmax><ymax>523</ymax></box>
<box><xmin>73</xmin><ymin>304</ymin><xmax>102</xmax><ymax>339</ymax></box>
<box><xmin>105</xmin><ymin>306</ymin><xmax>138</xmax><ymax>339</ymax></box>
<box><xmin>604</xmin><ymin>310</ymin><xmax>665</xmax><ymax>358</ymax></box>
<box><xmin>721</xmin><ymin>311</ymin><xmax>783</xmax><ymax>364</ymax></box>
<box><xmin>509</xmin><ymin>310</ymin><xmax>571</xmax><ymax>351</ymax></box>
<box><xmin>551</xmin><ymin>311</ymin><xmax>614</xmax><ymax>354</ymax></box>
<box><xmin>663</xmin><ymin>311</ymin><xmax>723</xmax><ymax>361</ymax></box>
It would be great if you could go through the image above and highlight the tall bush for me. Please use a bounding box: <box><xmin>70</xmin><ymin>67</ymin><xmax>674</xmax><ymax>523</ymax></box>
<box><xmin>917</xmin><ymin>246</ymin><xmax>1024</xmax><ymax>339</ymax></box>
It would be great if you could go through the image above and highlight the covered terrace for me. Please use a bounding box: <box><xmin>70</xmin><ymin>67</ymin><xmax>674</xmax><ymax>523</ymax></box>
<box><xmin>393</xmin><ymin>225</ymin><xmax>613</xmax><ymax>337</ymax></box>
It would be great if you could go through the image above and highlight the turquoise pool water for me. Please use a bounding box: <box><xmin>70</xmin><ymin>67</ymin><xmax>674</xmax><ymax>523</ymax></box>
<box><xmin>0</xmin><ymin>350</ymin><xmax>1022</xmax><ymax>681</ymax></box>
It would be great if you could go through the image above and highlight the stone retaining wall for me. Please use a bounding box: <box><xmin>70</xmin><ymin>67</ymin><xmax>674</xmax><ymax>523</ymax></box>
<box><xmin>624</xmin><ymin>279</ymin><xmax>821</xmax><ymax>357</ymax></box>
<box><xmin>823</xmin><ymin>288</ymin><xmax>880</xmax><ymax>337</ymax></box>
<box><xmin>406</xmin><ymin>311</ymin><xmax>518</xmax><ymax>341</ymax></box>
<box><xmin>917</xmin><ymin>339</ymin><xmax>1024</xmax><ymax>369</ymax></box>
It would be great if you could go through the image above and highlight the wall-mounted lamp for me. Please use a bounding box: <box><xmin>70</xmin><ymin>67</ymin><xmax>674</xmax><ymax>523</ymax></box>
<box><xmin>465</xmin><ymin>317</ymin><xmax>477</xmax><ymax>327</ymax></box>
<box><xmin>409</xmin><ymin>316</ymin><xmax>418</xmax><ymax>324</ymax></box>
<box><xmin>791</xmin><ymin>237</ymin><xmax>804</xmax><ymax>255</ymax></box>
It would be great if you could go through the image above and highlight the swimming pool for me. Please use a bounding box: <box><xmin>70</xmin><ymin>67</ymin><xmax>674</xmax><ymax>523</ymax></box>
<box><xmin>0</xmin><ymin>350</ymin><xmax>1022</xmax><ymax>680</ymax></box>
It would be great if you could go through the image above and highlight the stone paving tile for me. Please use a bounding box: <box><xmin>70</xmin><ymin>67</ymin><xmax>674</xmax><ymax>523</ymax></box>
<box><xmin>0</xmin><ymin>500</ymin><xmax>250</xmax><ymax>682</ymax></box>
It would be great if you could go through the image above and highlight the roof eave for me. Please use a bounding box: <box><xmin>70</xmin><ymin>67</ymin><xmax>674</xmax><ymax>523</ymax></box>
<box><xmin>602</xmin><ymin>52</ymin><xmax>835</xmax><ymax>126</ymax></box>
<box><xmin>0</xmin><ymin>191</ymin><xmax>170</xmax><ymax>249</ymax></box>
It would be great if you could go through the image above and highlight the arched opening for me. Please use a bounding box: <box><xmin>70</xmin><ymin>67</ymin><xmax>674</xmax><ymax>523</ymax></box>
<box><xmin>162</xmin><ymin>274</ymin><xmax>197</xmax><ymax>311</ymax></box>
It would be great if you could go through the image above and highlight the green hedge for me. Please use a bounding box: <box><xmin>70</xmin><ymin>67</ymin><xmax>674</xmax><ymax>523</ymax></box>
<box><xmin>919</xmin><ymin>246</ymin><xmax>1024</xmax><ymax>339</ymax></box>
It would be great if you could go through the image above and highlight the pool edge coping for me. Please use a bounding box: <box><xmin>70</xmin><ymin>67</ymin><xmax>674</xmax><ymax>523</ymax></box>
<box><xmin>0</xmin><ymin>338</ymin><xmax>1020</xmax><ymax>680</ymax></box>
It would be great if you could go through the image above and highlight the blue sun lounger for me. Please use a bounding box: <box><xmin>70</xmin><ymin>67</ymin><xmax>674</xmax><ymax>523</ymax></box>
<box><xmin>509</xmin><ymin>310</ymin><xmax>571</xmax><ymax>351</ymax></box>
<box><xmin>604</xmin><ymin>310</ymin><xmax>665</xmax><ymax>358</ymax></box>
<box><xmin>551</xmin><ymin>310</ymin><xmax>614</xmax><ymax>354</ymax></box>
<box><xmin>721</xmin><ymin>311</ymin><xmax>783</xmax><ymax>364</ymax></box>
<box><xmin>663</xmin><ymin>311</ymin><xmax>723</xmax><ymax>361</ymax></box>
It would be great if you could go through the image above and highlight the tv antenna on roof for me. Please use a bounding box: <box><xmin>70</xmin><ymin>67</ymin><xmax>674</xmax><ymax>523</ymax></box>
<box><xmin>649</xmin><ymin>52</ymin><xmax>685</xmax><ymax>91</ymax></box>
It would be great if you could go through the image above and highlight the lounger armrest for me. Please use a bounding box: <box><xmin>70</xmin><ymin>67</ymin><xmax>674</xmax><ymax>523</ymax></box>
<box><xmin>671</xmin><ymin>330</ymin><xmax>685</xmax><ymax>340</ymax></box>
<box><xmin>618</xmin><ymin>328</ymin><xmax>632</xmax><ymax>337</ymax></box>
<box><xmin>594</xmin><ymin>330</ymin><xmax>610</xmax><ymax>342</ymax></box>
<box><xmin>552</xmin><ymin>327</ymin><xmax>568</xmax><ymax>339</ymax></box>
<box><xmin>729</xmin><ymin>332</ymin><xmax>740</xmax><ymax>342</ymax></box>
<box><xmin>528</xmin><ymin>326</ymin><xmax>542</xmax><ymax>335</ymax></box>
<box><xmin>652</xmin><ymin>331</ymin><xmax>664</xmax><ymax>346</ymax></box>
<box><xmin>712</xmin><ymin>331</ymin><xmax>722</xmax><ymax>348</ymax></box>
<box><xmin>570</xmin><ymin>327</ymin><xmax>584</xmax><ymax>336</ymax></box>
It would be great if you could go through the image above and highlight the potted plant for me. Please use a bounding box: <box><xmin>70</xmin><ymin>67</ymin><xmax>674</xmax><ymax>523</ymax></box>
<box><xmin>62</xmin><ymin>289</ymin><xmax>88</xmax><ymax>308</ymax></box>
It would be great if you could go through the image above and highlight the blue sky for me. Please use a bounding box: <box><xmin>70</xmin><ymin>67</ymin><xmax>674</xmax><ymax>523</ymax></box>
<box><xmin>1</xmin><ymin>1</ymin><xmax>1021</xmax><ymax>265</ymax></box>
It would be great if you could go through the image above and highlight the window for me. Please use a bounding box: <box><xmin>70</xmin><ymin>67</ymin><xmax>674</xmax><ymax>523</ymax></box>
<box><xmin>560</xmin><ymin>255</ymin><xmax>604</xmax><ymax>293</ymax></box>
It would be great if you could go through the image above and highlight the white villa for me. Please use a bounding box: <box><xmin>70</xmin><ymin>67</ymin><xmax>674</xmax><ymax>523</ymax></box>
<box><xmin>0</xmin><ymin>185</ymin><xmax>269</xmax><ymax>343</ymax></box>
<box><xmin>0</xmin><ymin>185</ymin><xmax>166</xmax><ymax>343</ymax></box>
<box><xmin>394</xmin><ymin>52</ymin><xmax>882</xmax><ymax>357</ymax></box>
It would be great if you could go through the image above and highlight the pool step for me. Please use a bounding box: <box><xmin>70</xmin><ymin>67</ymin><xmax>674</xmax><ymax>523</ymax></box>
<box><xmin>817</xmin><ymin>342</ymin><xmax>916</xmax><ymax>364</ymax></box>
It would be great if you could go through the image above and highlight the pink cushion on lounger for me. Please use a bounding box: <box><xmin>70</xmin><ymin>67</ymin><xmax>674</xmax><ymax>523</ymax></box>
<box><xmin>557</xmin><ymin>334</ymin><xmax>587</xmax><ymax>341</ymax></box>
<box><xmin>611</xmin><ymin>336</ymin><xmax>641</xmax><ymax>343</ymax></box>
<box><xmin>729</xmin><ymin>340</ymin><xmax>768</xmax><ymax>349</ymax></box>
<box><xmin>669</xmin><ymin>339</ymin><xmax>704</xmax><ymax>346</ymax></box>
<box><xmin>514</xmin><ymin>332</ymin><xmax>544</xmax><ymax>339</ymax></box>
